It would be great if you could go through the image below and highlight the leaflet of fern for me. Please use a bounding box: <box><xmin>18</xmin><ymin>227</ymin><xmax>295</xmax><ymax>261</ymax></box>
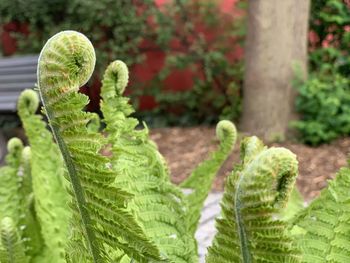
<box><xmin>0</xmin><ymin>217</ymin><xmax>28</xmax><ymax>263</ymax></box>
<box><xmin>206</xmin><ymin>136</ymin><xmax>301</xmax><ymax>263</ymax></box>
<box><xmin>100</xmin><ymin>60</ymin><xmax>197</xmax><ymax>263</ymax></box>
<box><xmin>180</xmin><ymin>120</ymin><xmax>237</xmax><ymax>236</ymax></box>
<box><xmin>292</xmin><ymin>167</ymin><xmax>350</xmax><ymax>263</ymax></box>
<box><xmin>37</xmin><ymin>31</ymin><xmax>162</xmax><ymax>262</ymax></box>
<box><xmin>0</xmin><ymin>138</ymin><xmax>23</xmax><ymax>226</ymax></box>
<box><xmin>18</xmin><ymin>89</ymin><xmax>70</xmax><ymax>262</ymax></box>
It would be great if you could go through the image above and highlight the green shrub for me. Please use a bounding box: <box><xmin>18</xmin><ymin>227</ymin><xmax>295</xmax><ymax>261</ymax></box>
<box><xmin>294</xmin><ymin>0</ymin><xmax>350</xmax><ymax>145</ymax></box>
<box><xmin>309</xmin><ymin>0</ymin><xmax>350</xmax><ymax>76</ymax></box>
<box><xmin>132</xmin><ymin>0</ymin><xmax>245</xmax><ymax>126</ymax></box>
<box><xmin>293</xmin><ymin>70</ymin><xmax>350</xmax><ymax>145</ymax></box>
<box><xmin>0</xmin><ymin>0</ymin><xmax>161</xmax><ymax>70</ymax></box>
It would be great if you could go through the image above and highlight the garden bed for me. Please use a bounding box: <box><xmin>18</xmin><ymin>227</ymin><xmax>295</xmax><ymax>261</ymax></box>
<box><xmin>150</xmin><ymin>126</ymin><xmax>350</xmax><ymax>202</ymax></box>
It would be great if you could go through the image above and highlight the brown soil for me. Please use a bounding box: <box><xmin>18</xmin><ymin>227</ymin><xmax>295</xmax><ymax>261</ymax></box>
<box><xmin>150</xmin><ymin>126</ymin><xmax>350</xmax><ymax>202</ymax></box>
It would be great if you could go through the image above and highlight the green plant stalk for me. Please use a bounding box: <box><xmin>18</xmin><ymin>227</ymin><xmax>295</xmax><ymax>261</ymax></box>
<box><xmin>234</xmin><ymin>174</ymin><xmax>252</xmax><ymax>262</ymax></box>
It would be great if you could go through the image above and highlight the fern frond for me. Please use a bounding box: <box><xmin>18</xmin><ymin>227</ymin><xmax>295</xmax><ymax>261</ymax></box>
<box><xmin>17</xmin><ymin>146</ymin><xmax>44</xmax><ymax>258</ymax></box>
<box><xmin>18</xmin><ymin>89</ymin><xmax>70</xmax><ymax>262</ymax></box>
<box><xmin>180</xmin><ymin>120</ymin><xmax>237</xmax><ymax>235</ymax></box>
<box><xmin>0</xmin><ymin>138</ymin><xmax>23</xmax><ymax>225</ymax></box>
<box><xmin>291</xmin><ymin>167</ymin><xmax>350</xmax><ymax>262</ymax></box>
<box><xmin>0</xmin><ymin>217</ymin><xmax>28</xmax><ymax>263</ymax></box>
<box><xmin>100</xmin><ymin>60</ymin><xmax>197</xmax><ymax>263</ymax></box>
<box><xmin>37</xmin><ymin>31</ymin><xmax>162</xmax><ymax>262</ymax></box>
<box><xmin>206</xmin><ymin>136</ymin><xmax>301</xmax><ymax>263</ymax></box>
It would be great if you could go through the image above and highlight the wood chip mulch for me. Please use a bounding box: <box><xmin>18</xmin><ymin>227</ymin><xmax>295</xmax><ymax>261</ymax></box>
<box><xmin>150</xmin><ymin>126</ymin><xmax>350</xmax><ymax>202</ymax></box>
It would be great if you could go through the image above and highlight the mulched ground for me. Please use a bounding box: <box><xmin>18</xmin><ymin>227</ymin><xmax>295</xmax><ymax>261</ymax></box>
<box><xmin>150</xmin><ymin>126</ymin><xmax>350</xmax><ymax>202</ymax></box>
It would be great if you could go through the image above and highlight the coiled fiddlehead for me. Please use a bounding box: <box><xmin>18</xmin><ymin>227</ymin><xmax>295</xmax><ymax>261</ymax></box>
<box><xmin>18</xmin><ymin>89</ymin><xmax>70</xmax><ymax>262</ymax></box>
<box><xmin>37</xmin><ymin>31</ymin><xmax>161</xmax><ymax>262</ymax></box>
<box><xmin>101</xmin><ymin>60</ymin><xmax>197</xmax><ymax>263</ymax></box>
<box><xmin>206</xmin><ymin>136</ymin><xmax>301</xmax><ymax>263</ymax></box>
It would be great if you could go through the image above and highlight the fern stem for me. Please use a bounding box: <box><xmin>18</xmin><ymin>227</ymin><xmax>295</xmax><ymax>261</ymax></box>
<box><xmin>37</xmin><ymin>31</ymin><xmax>101</xmax><ymax>263</ymax></box>
<box><xmin>44</xmin><ymin>104</ymin><xmax>101</xmax><ymax>263</ymax></box>
<box><xmin>234</xmin><ymin>173</ymin><xmax>252</xmax><ymax>263</ymax></box>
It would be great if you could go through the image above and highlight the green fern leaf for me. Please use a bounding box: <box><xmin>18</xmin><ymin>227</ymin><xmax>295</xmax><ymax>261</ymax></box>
<box><xmin>206</xmin><ymin>136</ymin><xmax>301</xmax><ymax>263</ymax></box>
<box><xmin>0</xmin><ymin>217</ymin><xmax>28</xmax><ymax>263</ymax></box>
<box><xmin>100</xmin><ymin>60</ymin><xmax>197</xmax><ymax>263</ymax></box>
<box><xmin>291</xmin><ymin>167</ymin><xmax>350</xmax><ymax>262</ymax></box>
<box><xmin>37</xmin><ymin>31</ymin><xmax>161</xmax><ymax>262</ymax></box>
<box><xmin>18</xmin><ymin>89</ymin><xmax>70</xmax><ymax>262</ymax></box>
<box><xmin>180</xmin><ymin>120</ymin><xmax>237</xmax><ymax>235</ymax></box>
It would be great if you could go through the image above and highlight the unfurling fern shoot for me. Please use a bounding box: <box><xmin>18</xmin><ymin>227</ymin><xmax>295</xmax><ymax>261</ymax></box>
<box><xmin>207</xmin><ymin>137</ymin><xmax>301</xmax><ymax>263</ymax></box>
<box><xmin>181</xmin><ymin>120</ymin><xmax>237</xmax><ymax>236</ymax></box>
<box><xmin>37</xmin><ymin>31</ymin><xmax>161</xmax><ymax>262</ymax></box>
<box><xmin>101</xmin><ymin>60</ymin><xmax>198</xmax><ymax>263</ymax></box>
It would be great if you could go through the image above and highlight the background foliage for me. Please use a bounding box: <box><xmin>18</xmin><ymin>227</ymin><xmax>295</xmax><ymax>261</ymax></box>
<box><xmin>0</xmin><ymin>0</ymin><xmax>245</xmax><ymax>127</ymax></box>
<box><xmin>294</xmin><ymin>0</ymin><xmax>350</xmax><ymax>145</ymax></box>
<box><xmin>132</xmin><ymin>0</ymin><xmax>245</xmax><ymax>126</ymax></box>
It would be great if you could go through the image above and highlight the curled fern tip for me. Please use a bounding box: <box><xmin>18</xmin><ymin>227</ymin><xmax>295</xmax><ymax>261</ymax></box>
<box><xmin>18</xmin><ymin>89</ymin><xmax>39</xmax><ymax>114</ymax></box>
<box><xmin>38</xmin><ymin>30</ymin><xmax>96</xmax><ymax>95</ymax></box>
<box><xmin>7</xmin><ymin>138</ymin><xmax>23</xmax><ymax>154</ymax></box>
<box><xmin>216</xmin><ymin>120</ymin><xmax>237</xmax><ymax>144</ymax></box>
<box><xmin>102</xmin><ymin>60</ymin><xmax>129</xmax><ymax>99</ymax></box>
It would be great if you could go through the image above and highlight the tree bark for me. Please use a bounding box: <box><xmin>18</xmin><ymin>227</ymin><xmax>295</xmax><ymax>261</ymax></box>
<box><xmin>240</xmin><ymin>0</ymin><xmax>310</xmax><ymax>141</ymax></box>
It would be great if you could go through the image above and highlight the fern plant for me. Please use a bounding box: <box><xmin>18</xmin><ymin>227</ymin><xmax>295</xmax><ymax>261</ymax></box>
<box><xmin>2</xmin><ymin>30</ymin><xmax>349</xmax><ymax>263</ymax></box>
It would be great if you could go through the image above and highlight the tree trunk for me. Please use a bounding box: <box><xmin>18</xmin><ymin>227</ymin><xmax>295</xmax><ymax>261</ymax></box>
<box><xmin>240</xmin><ymin>0</ymin><xmax>310</xmax><ymax>141</ymax></box>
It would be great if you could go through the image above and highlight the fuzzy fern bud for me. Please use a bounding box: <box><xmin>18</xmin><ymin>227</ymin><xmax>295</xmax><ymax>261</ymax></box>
<box><xmin>38</xmin><ymin>30</ymin><xmax>96</xmax><ymax>95</ymax></box>
<box><xmin>101</xmin><ymin>60</ymin><xmax>129</xmax><ymax>99</ymax></box>
<box><xmin>216</xmin><ymin>120</ymin><xmax>237</xmax><ymax>145</ymax></box>
<box><xmin>7</xmin><ymin>138</ymin><xmax>23</xmax><ymax>157</ymax></box>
